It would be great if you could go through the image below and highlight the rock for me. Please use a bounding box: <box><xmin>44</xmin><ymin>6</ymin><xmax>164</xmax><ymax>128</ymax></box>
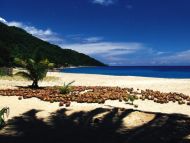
<box><xmin>59</xmin><ymin>102</ymin><xmax>64</xmax><ymax>107</ymax></box>
<box><xmin>187</xmin><ymin>102</ymin><xmax>190</xmax><ymax>105</ymax></box>
<box><xmin>141</xmin><ymin>96</ymin><xmax>145</xmax><ymax>101</ymax></box>
<box><xmin>153</xmin><ymin>99</ymin><xmax>157</xmax><ymax>103</ymax></box>
<box><xmin>134</xmin><ymin>105</ymin><xmax>138</xmax><ymax>108</ymax></box>
<box><xmin>65</xmin><ymin>101</ymin><xmax>71</xmax><ymax>107</ymax></box>
<box><xmin>18</xmin><ymin>96</ymin><xmax>22</xmax><ymax>100</ymax></box>
<box><xmin>50</xmin><ymin>100</ymin><xmax>54</xmax><ymax>103</ymax></box>
<box><xmin>178</xmin><ymin>100</ymin><xmax>185</xmax><ymax>105</ymax></box>
<box><xmin>123</xmin><ymin>97</ymin><xmax>129</xmax><ymax>102</ymax></box>
<box><xmin>23</xmin><ymin>96</ymin><xmax>28</xmax><ymax>99</ymax></box>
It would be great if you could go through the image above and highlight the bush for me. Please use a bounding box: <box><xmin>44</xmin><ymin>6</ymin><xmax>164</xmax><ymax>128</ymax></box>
<box><xmin>60</xmin><ymin>81</ymin><xmax>75</xmax><ymax>94</ymax></box>
<box><xmin>0</xmin><ymin>107</ymin><xmax>9</xmax><ymax>128</ymax></box>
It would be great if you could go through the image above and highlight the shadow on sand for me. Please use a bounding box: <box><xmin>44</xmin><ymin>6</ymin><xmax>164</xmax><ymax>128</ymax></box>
<box><xmin>0</xmin><ymin>108</ymin><xmax>190</xmax><ymax>143</ymax></box>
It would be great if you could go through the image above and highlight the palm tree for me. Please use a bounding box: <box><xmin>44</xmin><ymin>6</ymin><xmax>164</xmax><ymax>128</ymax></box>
<box><xmin>15</xmin><ymin>58</ymin><xmax>54</xmax><ymax>88</ymax></box>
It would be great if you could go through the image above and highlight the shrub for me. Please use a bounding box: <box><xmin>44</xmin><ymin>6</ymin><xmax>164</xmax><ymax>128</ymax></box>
<box><xmin>60</xmin><ymin>81</ymin><xmax>75</xmax><ymax>94</ymax></box>
<box><xmin>0</xmin><ymin>107</ymin><xmax>9</xmax><ymax>128</ymax></box>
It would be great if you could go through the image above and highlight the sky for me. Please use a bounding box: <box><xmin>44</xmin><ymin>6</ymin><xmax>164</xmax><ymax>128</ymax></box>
<box><xmin>1</xmin><ymin>0</ymin><xmax>190</xmax><ymax>66</ymax></box>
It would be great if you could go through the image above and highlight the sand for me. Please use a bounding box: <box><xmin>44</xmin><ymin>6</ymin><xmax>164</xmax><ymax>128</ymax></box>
<box><xmin>0</xmin><ymin>72</ymin><xmax>190</xmax><ymax>133</ymax></box>
<box><xmin>49</xmin><ymin>72</ymin><xmax>190</xmax><ymax>94</ymax></box>
<box><xmin>1</xmin><ymin>72</ymin><xmax>190</xmax><ymax>94</ymax></box>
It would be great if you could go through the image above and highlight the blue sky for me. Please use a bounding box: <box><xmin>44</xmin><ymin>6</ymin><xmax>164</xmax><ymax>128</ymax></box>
<box><xmin>1</xmin><ymin>0</ymin><xmax>190</xmax><ymax>65</ymax></box>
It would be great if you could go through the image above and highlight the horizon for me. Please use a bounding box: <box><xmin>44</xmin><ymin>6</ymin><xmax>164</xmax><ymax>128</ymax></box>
<box><xmin>1</xmin><ymin>0</ymin><xmax>190</xmax><ymax>66</ymax></box>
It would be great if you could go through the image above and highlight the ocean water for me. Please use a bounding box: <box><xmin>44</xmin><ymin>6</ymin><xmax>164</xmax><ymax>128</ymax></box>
<box><xmin>61</xmin><ymin>66</ymin><xmax>190</xmax><ymax>78</ymax></box>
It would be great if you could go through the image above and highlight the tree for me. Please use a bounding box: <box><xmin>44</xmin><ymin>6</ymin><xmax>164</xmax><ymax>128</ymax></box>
<box><xmin>15</xmin><ymin>58</ymin><xmax>54</xmax><ymax>88</ymax></box>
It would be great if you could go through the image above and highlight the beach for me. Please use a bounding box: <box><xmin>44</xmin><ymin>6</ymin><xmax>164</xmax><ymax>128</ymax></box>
<box><xmin>1</xmin><ymin>72</ymin><xmax>190</xmax><ymax>142</ymax></box>
<box><xmin>0</xmin><ymin>72</ymin><xmax>190</xmax><ymax>118</ymax></box>
<box><xmin>1</xmin><ymin>72</ymin><xmax>190</xmax><ymax>94</ymax></box>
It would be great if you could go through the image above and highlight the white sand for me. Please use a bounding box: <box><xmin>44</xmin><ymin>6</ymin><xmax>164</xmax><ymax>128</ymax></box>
<box><xmin>49</xmin><ymin>72</ymin><xmax>190</xmax><ymax>95</ymax></box>
<box><xmin>0</xmin><ymin>72</ymin><xmax>190</xmax><ymax>131</ymax></box>
<box><xmin>1</xmin><ymin>72</ymin><xmax>190</xmax><ymax>94</ymax></box>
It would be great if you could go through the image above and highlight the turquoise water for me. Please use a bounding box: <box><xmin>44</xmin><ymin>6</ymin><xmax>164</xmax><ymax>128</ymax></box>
<box><xmin>61</xmin><ymin>66</ymin><xmax>190</xmax><ymax>78</ymax></box>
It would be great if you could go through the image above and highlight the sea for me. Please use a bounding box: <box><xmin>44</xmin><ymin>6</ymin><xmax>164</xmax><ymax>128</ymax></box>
<box><xmin>60</xmin><ymin>66</ymin><xmax>190</xmax><ymax>79</ymax></box>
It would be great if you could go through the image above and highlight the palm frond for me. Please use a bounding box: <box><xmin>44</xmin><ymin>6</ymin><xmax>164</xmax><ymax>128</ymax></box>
<box><xmin>64</xmin><ymin>80</ymin><xmax>75</xmax><ymax>89</ymax></box>
<box><xmin>60</xmin><ymin>81</ymin><xmax>75</xmax><ymax>95</ymax></box>
<box><xmin>48</xmin><ymin>63</ymin><xmax>54</xmax><ymax>68</ymax></box>
<box><xmin>39</xmin><ymin>59</ymin><xmax>54</xmax><ymax>68</ymax></box>
<box><xmin>14</xmin><ymin>58</ymin><xmax>27</xmax><ymax>67</ymax></box>
<box><xmin>27</xmin><ymin>58</ymin><xmax>35</xmax><ymax>65</ymax></box>
<box><xmin>40</xmin><ymin>59</ymin><xmax>49</xmax><ymax>65</ymax></box>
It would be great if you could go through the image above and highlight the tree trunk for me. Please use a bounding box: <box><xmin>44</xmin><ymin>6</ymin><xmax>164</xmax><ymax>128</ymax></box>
<box><xmin>32</xmin><ymin>80</ymin><xmax>38</xmax><ymax>88</ymax></box>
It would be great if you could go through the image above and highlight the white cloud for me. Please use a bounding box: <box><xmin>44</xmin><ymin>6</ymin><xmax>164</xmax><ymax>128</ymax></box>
<box><xmin>65</xmin><ymin>35</ymin><xmax>102</xmax><ymax>43</ymax></box>
<box><xmin>0</xmin><ymin>17</ymin><xmax>7</xmax><ymax>23</ymax></box>
<box><xmin>2</xmin><ymin>17</ymin><xmax>189</xmax><ymax>66</ymax></box>
<box><xmin>61</xmin><ymin>42</ymin><xmax>143</xmax><ymax>55</ymax></box>
<box><xmin>156</xmin><ymin>51</ymin><xmax>168</xmax><ymax>55</ymax></box>
<box><xmin>0</xmin><ymin>17</ymin><xmax>63</xmax><ymax>44</ymax></box>
<box><xmin>92</xmin><ymin>0</ymin><xmax>116</xmax><ymax>6</ymax></box>
<box><xmin>83</xmin><ymin>37</ymin><xmax>103</xmax><ymax>43</ymax></box>
<box><xmin>61</xmin><ymin>42</ymin><xmax>147</xmax><ymax>65</ymax></box>
<box><xmin>154</xmin><ymin>50</ymin><xmax>190</xmax><ymax>65</ymax></box>
<box><xmin>6</xmin><ymin>21</ymin><xmax>23</xmax><ymax>27</ymax></box>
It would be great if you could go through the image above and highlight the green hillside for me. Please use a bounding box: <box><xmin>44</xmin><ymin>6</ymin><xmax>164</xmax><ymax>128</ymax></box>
<box><xmin>0</xmin><ymin>22</ymin><xmax>105</xmax><ymax>67</ymax></box>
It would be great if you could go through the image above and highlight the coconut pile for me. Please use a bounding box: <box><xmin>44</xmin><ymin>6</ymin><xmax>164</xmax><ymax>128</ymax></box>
<box><xmin>140</xmin><ymin>89</ymin><xmax>190</xmax><ymax>105</ymax></box>
<box><xmin>0</xmin><ymin>86</ymin><xmax>190</xmax><ymax>107</ymax></box>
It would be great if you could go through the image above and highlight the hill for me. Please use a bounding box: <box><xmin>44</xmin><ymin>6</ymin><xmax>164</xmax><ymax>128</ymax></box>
<box><xmin>0</xmin><ymin>22</ymin><xmax>105</xmax><ymax>67</ymax></box>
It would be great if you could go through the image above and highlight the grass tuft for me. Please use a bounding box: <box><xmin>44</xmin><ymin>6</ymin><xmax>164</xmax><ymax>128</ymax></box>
<box><xmin>60</xmin><ymin>81</ymin><xmax>75</xmax><ymax>94</ymax></box>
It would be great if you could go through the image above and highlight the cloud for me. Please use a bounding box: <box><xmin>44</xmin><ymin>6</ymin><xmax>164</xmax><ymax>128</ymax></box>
<box><xmin>83</xmin><ymin>37</ymin><xmax>103</xmax><ymax>43</ymax></box>
<box><xmin>92</xmin><ymin>0</ymin><xmax>116</xmax><ymax>6</ymax></box>
<box><xmin>156</xmin><ymin>51</ymin><xmax>168</xmax><ymax>55</ymax></box>
<box><xmin>65</xmin><ymin>35</ymin><xmax>103</xmax><ymax>44</ymax></box>
<box><xmin>61</xmin><ymin>42</ymin><xmax>143</xmax><ymax>55</ymax></box>
<box><xmin>1</xmin><ymin>17</ymin><xmax>151</xmax><ymax>65</ymax></box>
<box><xmin>61</xmin><ymin>42</ymin><xmax>148</xmax><ymax>65</ymax></box>
<box><xmin>1</xmin><ymin>17</ymin><xmax>189</xmax><ymax>66</ymax></box>
<box><xmin>63</xmin><ymin>40</ymin><xmax>190</xmax><ymax>65</ymax></box>
<box><xmin>153</xmin><ymin>50</ymin><xmax>190</xmax><ymax>65</ymax></box>
<box><xmin>0</xmin><ymin>17</ymin><xmax>63</xmax><ymax>44</ymax></box>
<box><xmin>0</xmin><ymin>17</ymin><xmax>7</xmax><ymax>23</ymax></box>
